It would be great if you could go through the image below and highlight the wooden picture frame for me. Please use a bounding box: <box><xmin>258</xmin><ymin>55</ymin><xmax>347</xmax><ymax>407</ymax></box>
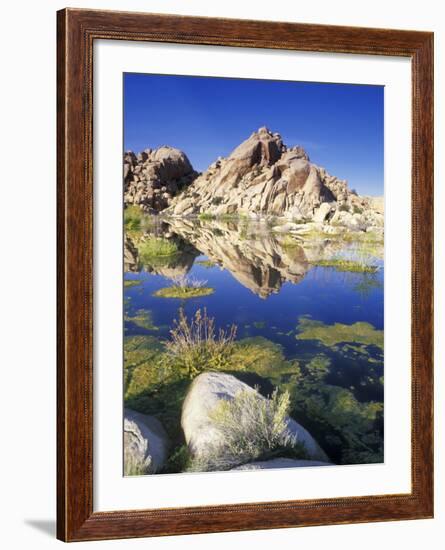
<box><xmin>57</xmin><ymin>8</ymin><xmax>434</xmax><ymax>542</ymax></box>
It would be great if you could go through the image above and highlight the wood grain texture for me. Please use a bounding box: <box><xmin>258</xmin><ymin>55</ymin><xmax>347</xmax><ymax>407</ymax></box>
<box><xmin>57</xmin><ymin>8</ymin><xmax>434</xmax><ymax>542</ymax></box>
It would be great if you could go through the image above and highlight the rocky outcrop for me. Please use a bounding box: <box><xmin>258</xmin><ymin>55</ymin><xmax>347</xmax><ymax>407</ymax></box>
<box><xmin>232</xmin><ymin>458</ymin><xmax>332</xmax><ymax>470</ymax></box>
<box><xmin>165</xmin><ymin>127</ymin><xmax>379</xmax><ymax>224</ymax></box>
<box><xmin>124</xmin><ymin>408</ymin><xmax>169</xmax><ymax>475</ymax></box>
<box><xmin>181</xmin><ymin>372</ymin><xmax>329</xmax><ymax>470</ymax></box>
<box><xmin>124</xmin><ymin>128</ymin><xmax>383</xmax><ymax>232</ymax></box>
<box><xmin>124</xmin><ymin>146</ymin><xmax>198</xmax><ymax>211</ymax></box>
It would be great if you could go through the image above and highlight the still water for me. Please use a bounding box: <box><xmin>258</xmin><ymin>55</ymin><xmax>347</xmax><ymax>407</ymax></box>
<box><xmin>124</xmin><ymin>217</ymin><xmax>384</xmax><ymax>467</ymax></box>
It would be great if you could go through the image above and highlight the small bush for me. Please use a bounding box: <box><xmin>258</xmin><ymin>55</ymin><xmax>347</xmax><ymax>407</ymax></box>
<box><xmin>124</xmin><ymin>452</ymin><xmax>151</xmax><ymax>476</ymax></box>
<box><xmin>339</xmin><ymin>204</ymin><xmax>350</xmax><ymax>212</ymax></box>
<box><xmin>124</xmin><ymin>205</ymin><xmax>142</xmax><ymax>231</ymax></box>
<box><xmin>138</xmin><ymin>237</ymin><xmax>179</xmax><ymax>262</ymax></box>
<box><xmin>153</xmin><ymin>275</ymin><xmax>215</xmax><ymax>299</ymax></box>
<box><xmin>165</xmin><ymin>308</ymin><xmax>237</xmax><ymax>378</ymax></box>
<box><xmin>352</xmin><ymin>205</ymin><xmax>364</xmax><ymax>215</ymax></box>
<box><xmin>189</xmin><ymin>388</ymin><xmax>305</xmax><ymax>471</ymax></box>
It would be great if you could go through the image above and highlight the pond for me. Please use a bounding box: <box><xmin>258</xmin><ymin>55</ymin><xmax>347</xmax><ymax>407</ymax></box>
<box><xmin>124</xmin><ymin>216</ymin><xmax>384</xmax><ymax>471</ymax></box>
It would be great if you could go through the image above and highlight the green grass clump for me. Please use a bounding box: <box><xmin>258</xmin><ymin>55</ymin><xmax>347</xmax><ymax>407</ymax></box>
<box><xmin>165</xmin><ymin>308</ymin><xmax>237</xmax><ymax>378</ymax></box>
<box><xmin>124</xmin><ymin>280</ymin><xmax>141</xmax><ymax>288</ymax></box>
<box><xmin>296</xmin><ymin>317</ymin><xmax>383</xmax><ymax>350</ymax></box>
<box><xmin>189</xmin><ymin>388</ymin><xmax>306</xmax><ymax>472</ymax></box>
<box><xmin>153</xmin><ymin>287</ymin><xmax>214</xmax><ymax>299</ymax></box>
<box><xmin>124</xmin><ymin>205</ymin><xmax>142</xmax><ymax>231</ymax></box>
<box><xmin>311</xmin><ymin>259</ymin><xmax>378</xmax><ymax>273</ymax></box>
<box><xmin>138</xmin><ymin>237</ymin><xmax>179</xmax><ymax>263</ymax></box>
<box><xmin>198</xmin><ymin>212</ymin><xmax>216</xmax><ymax>221</ymax></box>
<box><xmin>153</xmin><ymin>275</ymin><xmax>215</xmax><ymax>299</ymax></box>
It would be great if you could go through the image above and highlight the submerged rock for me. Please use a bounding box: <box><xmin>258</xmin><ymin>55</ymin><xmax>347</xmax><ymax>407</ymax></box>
<box><xmin>124</xmin><ymin>408</ymin><xmax>169</xmax><ymax>475</ymax></box>
<box><xmin>232</xmin><ymin>458</ymin><xmax>332</xmax><ymax>470</ymax></box>
<box><xmin>181</xmin><ymin>372</ymin><xmax>329</xmax><ymax>471</ymax></box>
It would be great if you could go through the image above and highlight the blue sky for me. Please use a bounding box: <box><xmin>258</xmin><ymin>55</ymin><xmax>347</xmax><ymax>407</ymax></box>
<box><xmin>124</xmin><ymin>73</ymin><xmax>383</xmax><ymax>196</ymax></box>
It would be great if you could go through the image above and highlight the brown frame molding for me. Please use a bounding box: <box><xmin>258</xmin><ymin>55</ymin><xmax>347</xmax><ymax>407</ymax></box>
<box><xmin>57</xmin><ymin>8</ymin><xmax>434</xmax><ymax>542</ymax></box>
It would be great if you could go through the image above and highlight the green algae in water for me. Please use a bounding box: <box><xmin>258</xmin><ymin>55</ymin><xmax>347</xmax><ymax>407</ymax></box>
<box><xmin>311</xmin><ymin>259</ymin><xmax>378</xmax><ymax>273</ymax></box>
<box><xmin>124</xmin><ymin>309</ymin><xmax>159</xmax><ymax>331</ymax></box>
<box><xmin>253</xmin><ymin>321</ymin><xmax>266</xmax><ymax>329</ymax></box>
<box><xmin>153</xmin><ymin>287</ymin><xmax>215</xmax><ymax>299</ymax></box>
<box><xmin>124</xmin><ymin>330</ymin><xmax>383</xmax><ymax>470</ymax></box>
<box><xmin>124</xmin><ymin>280</ymin><xmax>141</xmax><ymax>288</ymax></box>
<box><xmin>296</xmin><ymin>317</ymin><xmax>383</xmax><ymax>350</ymax></box>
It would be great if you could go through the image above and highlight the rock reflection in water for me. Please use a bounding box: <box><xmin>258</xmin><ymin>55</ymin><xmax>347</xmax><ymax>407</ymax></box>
<box><xmin>165</xmin><ymin>218</ymin><xmax>313</xmax><ymax>298</ymax></box>
<box><xmin>124</xmin><ymin>217</ymin><xmax>361</xmax><ymax>298</ymax></box>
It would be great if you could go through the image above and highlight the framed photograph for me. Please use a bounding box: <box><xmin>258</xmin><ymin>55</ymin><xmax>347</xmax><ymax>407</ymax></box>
<box><xmin>57</xmin><ymin>8</ymin><xmax>434</xmax><ymax>542</ymax></box>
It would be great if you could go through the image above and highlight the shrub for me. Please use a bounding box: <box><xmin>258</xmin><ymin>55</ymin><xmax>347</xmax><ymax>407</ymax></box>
<box><xmin>189</xmin><ymin>388</ymin><xmax>305</xmax><ymax>471</ymax></box>
<box><xmin>124</xmin><ymin>205</ymin><xmax>142</xmax><ymax>231</ymax></box>
<box><xmin>124</xmin><ymin>451</ymin><xmax>151</xmax><ymax>476</ymax></box>
<box><xmin>138</xmin><ymin>237</ymin><xmax>179</xmax><ymax>262</ymax></box>
<box><xmin>171</xmin><ymin>274</ymin><xmax>207</xmax><ymax>289</ymax></box>
<box><xmin>165</xmin><ymin>308</ymin><xmax>237</xmax><ymax>378</ymax></box>
<box><xmin>153</xmin><ymin>275</ymin><xmax>215</xmax><ymax>299</ymax></box>
<box><xmin>339</xmin><ymin>204</ymin><xmax>350</xmax><ymax>212</ymax></box>
<box><xmin>352</xmin><ymin>205</ymin><xmax>364</xmax><ymax>215</ymax></box>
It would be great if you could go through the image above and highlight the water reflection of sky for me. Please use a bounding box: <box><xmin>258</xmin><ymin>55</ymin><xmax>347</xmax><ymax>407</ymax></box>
<box><xmin>124</xmin><ymin>252</ymin><xmax>383</xmax><ymax>360</ymax></box>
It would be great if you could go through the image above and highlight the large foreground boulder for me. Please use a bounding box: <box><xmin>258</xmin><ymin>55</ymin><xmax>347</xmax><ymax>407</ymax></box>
<box><xmin>124</xmin><ymin>408</ymin><xmax>169</xmax><ymax>475</ymax></box>
<box><xmin>181</xmin><ymin>372</ymin><xmax>329</xmax><ymax>471</ymax></box>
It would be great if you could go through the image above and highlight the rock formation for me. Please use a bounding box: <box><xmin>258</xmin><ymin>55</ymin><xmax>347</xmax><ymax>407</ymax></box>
<box><xmin>124</xmin><ymin>408</ymin><xmax>169</xmax><ymax>475</ymax></box>
<box><xmin>124</xmin><ymin>146</ymin><xmax>198</xmax><ymax>212</ymax></box>
<box><xmin>124</xmin><ymin>128</ymin><xmax>383</xmax><ymax>232</ymax></box>
<box><xmin>164</xmin><ymin>127</ymin><xmax>383</xmax><ymax>230</ymax></box>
